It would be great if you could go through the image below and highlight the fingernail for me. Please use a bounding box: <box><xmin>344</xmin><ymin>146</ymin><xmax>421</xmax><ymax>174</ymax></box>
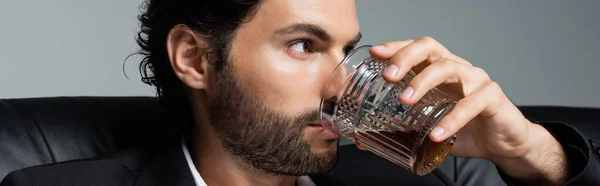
<box><xmin>400</xmin><ymin>86</ymin><xmax>414</xmax><ymax>100</ymax></box>
<box><xmin>384</xmin><ymin>64</ymin><xmax>399</xmax><ymax>78</ymax></box>
<box><xmin>431</xmin><ymin>127</ymin><xmax>445</xmax><ymax>139</ymax></box>
<box><xmin>372</xmin><ymin>45</ymin><xmax>385</xmax><ymax>51</ymax></box>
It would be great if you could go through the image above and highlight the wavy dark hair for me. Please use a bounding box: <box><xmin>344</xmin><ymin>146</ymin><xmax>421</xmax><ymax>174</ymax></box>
<box><xmin>135</xmin><ymin>0</ymin><xmax>261</xmax><ymax>124</ymax></box>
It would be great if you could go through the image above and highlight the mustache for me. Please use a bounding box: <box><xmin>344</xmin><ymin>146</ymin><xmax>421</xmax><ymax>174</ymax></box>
<box><xmin>293</xmin><ymin>108</ymin><xmax>321</xmax><ymax>126</ymax></box>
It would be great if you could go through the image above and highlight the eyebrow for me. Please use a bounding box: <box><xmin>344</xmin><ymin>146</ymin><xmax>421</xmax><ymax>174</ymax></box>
<box><xmin>275</xmin><ymin>23</ymin><xmax>333</xmax><ymax>42</ymax></box>
<box><xmin>275</xmin><ymin>23</ymin><xmax>362</xmax><ymax>46</ymax></box>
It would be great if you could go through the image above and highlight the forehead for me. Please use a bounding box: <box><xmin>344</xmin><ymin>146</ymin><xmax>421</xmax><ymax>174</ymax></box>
<box><xmin>251</xmin><ymin>0</ymin><xmax>359</xmax><ymax>40</ymax></box>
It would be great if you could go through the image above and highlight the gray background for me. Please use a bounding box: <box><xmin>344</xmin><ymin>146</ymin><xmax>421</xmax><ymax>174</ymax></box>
<box><xmin>1</xmin><ymin>0</ymin><xmax>599</xmax><ymax>107</ymax></box>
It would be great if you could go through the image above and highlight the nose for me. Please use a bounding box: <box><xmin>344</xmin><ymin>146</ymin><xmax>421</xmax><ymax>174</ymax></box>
<box><xmin>321</xmin><ymin>53</ymin><xmax>352</xmax><ymax>118</ymax></box>
<box><xmin>322</xmin><ymin>64</ymin><xmax>349</xmax><ymax>102</ymax></box>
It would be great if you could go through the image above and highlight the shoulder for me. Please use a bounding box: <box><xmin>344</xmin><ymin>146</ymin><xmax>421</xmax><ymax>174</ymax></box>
<box><xmin>0</xmin><ymin>148</ymin><xmax>154</xmax><ymax>186</ymax></box>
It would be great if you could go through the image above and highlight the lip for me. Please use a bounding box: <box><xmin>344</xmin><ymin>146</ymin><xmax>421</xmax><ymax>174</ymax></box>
<box><xmin>307</xmin><ymin>120</ymin><xmax>339</xmax><ymax>139</ymax></box>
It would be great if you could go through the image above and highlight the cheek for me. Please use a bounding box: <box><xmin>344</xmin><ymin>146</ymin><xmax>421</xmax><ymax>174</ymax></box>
<box><xmin>273</xmin><ymin>64</ymin><xmax>323</xmax><ymax>111</ymax></box>
<box><xmin>237</xmin><ymin>49</ymin><xmax>332</xmax><ymax>114</ymax></box>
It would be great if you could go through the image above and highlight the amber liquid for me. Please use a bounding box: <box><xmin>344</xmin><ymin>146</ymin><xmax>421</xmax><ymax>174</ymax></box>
<box><xmin>334</xmin><ymin>82</ymin><xmax>456</xmax><ymax>175</ymax></box>
<box><xmin>329</xmin><ymin>58</ymin><xmax>458</xmax><ymax>175</ymax></box>
<box><xmin>353</xmin><ymin>130</ymin><xmax>453</xmax><ymax>175</ymax></box>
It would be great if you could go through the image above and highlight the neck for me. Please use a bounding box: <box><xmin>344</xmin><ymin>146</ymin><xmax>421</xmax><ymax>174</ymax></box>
<box><xmin>190</xmin><ymin>117</ymin><xmax>298</xmax><ymax>186</ymax></box>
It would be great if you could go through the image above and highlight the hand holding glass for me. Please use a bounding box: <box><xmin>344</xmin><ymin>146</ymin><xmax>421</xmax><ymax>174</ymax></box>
<box><xmin>320</xmin><ymin>45</ymin><xmax>460</xmax><ymax>175</ymax></box>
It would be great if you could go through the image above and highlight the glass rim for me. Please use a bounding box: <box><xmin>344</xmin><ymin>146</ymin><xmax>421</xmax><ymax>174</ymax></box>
<box><xmin>319</xmin><ymin>45</ymin><xmax>373</xmax><ymax>121</ymax></box>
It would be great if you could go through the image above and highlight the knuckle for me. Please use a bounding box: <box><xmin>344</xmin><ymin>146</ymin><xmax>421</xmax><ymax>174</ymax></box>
<box><xmin>432</xmin><ymin>58</ymin><xmax>458</xmax><ymax>73</ymax></box>
<box><xmin>442</xmin><ymin>114</ymin><xmax>460</xmax><ymax>131</ymax></box>
<box><xmin>450</xmin><ymin>55</ymin><xmax>473</xmax><ymax>66</ymax></box>
<box><xmin>472</xmin><ymin>66</ymin><xmax>488</xmax><ymax>76</ymax></box>
<box><xmin>487</xmin><ymin>82</ymin><xmax>505</xmax><ymax>107</ymax></box>
<box><xmin>438</xmin><ymin>58</ymin><xmax>456</xmax><ymax>67</ymax></box>
<box><xmin>418</xmin><ymin>36</ymin><xmax>437</xmax><ymax>43</ymax></box>
<box><xmin>471</xmin><ymin>66</ymin><xmax>485</xmax><ymax>73</ymax></box>
<box><xmin>487</xmin><ymin>81</ymin><xmax>501</xmax><ymax>91</ymax></box>
<box><xmin>489</xmin><ymin>81</ymin><xmax>504</xmax><ymax>97</ymax></box>
<box><xmin>403</xmin><ymin>39</ymin><xmax>416</xmax><ymax>43</ymax></box>
<box><xmin>461</xmin><ymin>97</ymin><xmax>480</xmax><ymax>110</ymax></box>
<box><xmin>484</xmin><ymin>81</ymin><xmax>504</xmax><ymax>105</ymax></box>
<box><xmin>467</xmin><ymin>66</ymin><xmax>491</xmax><ymax>82</ymax></box>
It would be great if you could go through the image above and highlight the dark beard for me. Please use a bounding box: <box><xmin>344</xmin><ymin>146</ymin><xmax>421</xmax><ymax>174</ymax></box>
<box><xmin>206</xmin><ymin>66</ymin><xmax>338</xmax><ymax>176</ymax></box>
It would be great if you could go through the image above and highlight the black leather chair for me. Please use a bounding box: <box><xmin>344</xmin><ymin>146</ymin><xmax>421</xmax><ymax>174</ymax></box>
<box><xmin>1</xmin><ymin>97</ymin><xmax>599</xmax><ymax>185</ymax></box>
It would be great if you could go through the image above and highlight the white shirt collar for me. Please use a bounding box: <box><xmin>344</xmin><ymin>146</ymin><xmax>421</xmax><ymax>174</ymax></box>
<box><xmin>181</xmin><ymin>139</ymin><xmax>315</xmax><ymax>186</ymax></box>
<box><xmin>181</xmin><ymin>138</ymin><xmax>208</xmax><ymax>186</ymax></box>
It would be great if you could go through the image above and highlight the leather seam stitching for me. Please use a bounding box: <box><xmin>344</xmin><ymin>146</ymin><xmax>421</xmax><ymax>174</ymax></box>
<box><xmin>27</xmin><ymin>115</ymin><xmax>57</xmax><ymax>163</ymax></box>
<box><xmin>1</xmin><ymin>100</ymin><xmax>58</xmax><ymax>164</ymax></box>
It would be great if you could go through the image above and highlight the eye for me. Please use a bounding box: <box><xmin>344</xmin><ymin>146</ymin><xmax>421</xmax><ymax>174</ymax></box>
<box><xmin>343</xmin><ymin>45</ymin><xmax>356</xmax><ymax>56</ymax></box>
<box><xmin>289</xmin><ymin>40</ymin><xmax>314</xmax><ymax>53</ymax></box>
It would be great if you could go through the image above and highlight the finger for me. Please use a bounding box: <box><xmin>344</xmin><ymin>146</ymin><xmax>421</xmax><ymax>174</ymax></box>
<box><xmin>402</xmin><ymin>60</ymin><xmax>490</xmax><ymax>105</ymax></box>
<box><xmin>371</xmin><ymin>39</ymin><xmax>472</xmax><ymax>67</ymax></box>
<box><xmin>429</xmin><ymin>81</ymin><xmax>503</xmax><ymax>142</ymax></box>
<box><xmin>447</xmin><ymin>55</ymin><xmax>473</xmax><ymax>66</ymax></box>
<box><xmin>369</xmin><ymin>40</ymin><xmax>415</xmax><ymax>59</ymax></box>
<box><xmin>383</xmin><ymin>36</ymin><xmax>452</xmax><ymax>82</ymax></box>
<box><xmin>399</xmin><ymin>58</ymin><xmax>474</xmax><ymax>105</ymax></box>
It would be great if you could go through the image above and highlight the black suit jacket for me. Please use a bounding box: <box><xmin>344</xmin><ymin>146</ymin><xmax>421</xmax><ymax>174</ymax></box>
<box><xmin>2</xmin><ymin>122</ymin><xmax>599</xmax><ymax>186</ymax></box>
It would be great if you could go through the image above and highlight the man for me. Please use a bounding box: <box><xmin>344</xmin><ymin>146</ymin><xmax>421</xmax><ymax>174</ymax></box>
<box><xmin>1</xmin><ymin>0</ymin><xmax>599</xmax><ymax>185</ymax></box>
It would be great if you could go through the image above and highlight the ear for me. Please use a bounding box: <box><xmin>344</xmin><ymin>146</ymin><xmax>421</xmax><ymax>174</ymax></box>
<box><xmin>166</xmin><ymin>24</ymin><xmax>211</xmax><ymax>90</ymax></box>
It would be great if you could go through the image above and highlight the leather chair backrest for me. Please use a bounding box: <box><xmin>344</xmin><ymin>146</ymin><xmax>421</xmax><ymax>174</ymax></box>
<box><xmin>0</xmin><ymin>97</ymin><xmax>174</xmax><ymax>179</ymax></box>
<box><xmin>1</xmin><ymin>97</ymin><xmax>599</xmax><ymax>182</ymax></box>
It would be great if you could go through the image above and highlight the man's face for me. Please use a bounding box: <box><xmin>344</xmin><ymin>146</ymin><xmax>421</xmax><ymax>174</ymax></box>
<box><xmin>206</xmin><ymin>0</ymin><xmax>360</xmax><ymax>175</ymax></box>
